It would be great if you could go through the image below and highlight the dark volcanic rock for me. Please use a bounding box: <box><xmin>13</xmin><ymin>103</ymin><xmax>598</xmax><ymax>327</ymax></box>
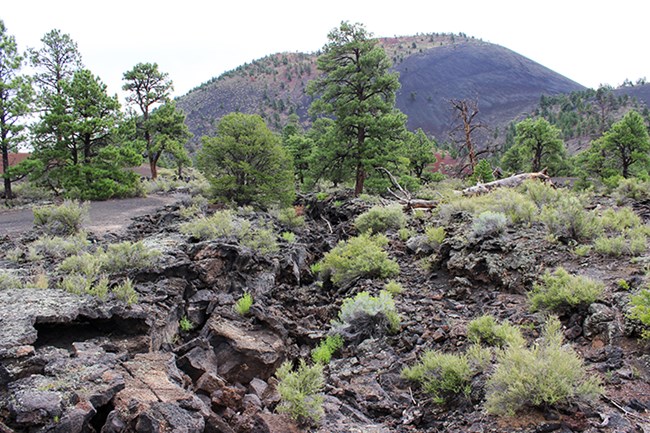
<box><xmin>204</xmin><ymin>316</ymin><xmax>285</xmax><ymax>383</ymax></box>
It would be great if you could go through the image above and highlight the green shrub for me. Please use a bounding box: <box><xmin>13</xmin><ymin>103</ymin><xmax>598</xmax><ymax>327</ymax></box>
<box><xmin>485</xmin><ymin>316</ymin><xmax>602</xmax><ymax>416</ymax></box>
<box><xmin>402</xmin><ymin>350</ymin><xmax>472</xmax><ymax>404</ymax></box>
<box><xmin>276</xmin><ymin>359</ymin><xmax>325</xmax><ymax>424</ymax></box>
<box><xmin>29</xmin><ymin>232</ymin><xmax>90</xmax><ymax>260</ymax></box>
<box><xmin>628</xmin><ymin>289</ymin><xmax>650</xmax><ymax>338</ymax></box>
<box><xmin>276</xmin><ymin>207</ymin><xmax>305</xmax><ymax>229</ymax></box>
<box><xmin>354</xmin><ymin>204</ymin><xmax>406</xmax><ymax>234</ymax></box>
<box><xmin>529</xmin><ymin>268</ymin><xmax>603</xmax><ymax>312</ymax></box>
<box><xmin>311</xmin><ymin>334</ymin><xmax>344</xmax><ymax>364</ymax></box>
<box><xmin>86</xmin><ymin>276</ymin><xmax>110</xmax><ymax>300</ymax></box>
<box><xmin>613</xmin><ymin>177</ymin><xmax>650</xmax><ymax>203</ymax></box>
<box><xmin>467</xmin><ymin>315</ymin><xmax>524</xmax><ymax>348</ymax></box>
<box><xmin>179</xmin><ymin>316</ymin><xmax>194</xmax><ymax>332</ymax></box>
<box><xmin>425</xmin><ymin>226</ymin><xmax>446</xmax><ymax>247</ymax></box>
<box><xmin>312</xmin><ymin>233</ymin><xmax>399</xmax><ymax>287</ymax></box>
<box><xmin>384</xmin><ymin>279</ymin><xmax>404</xmax><ymax>295</ymax></box>
<box><xmin>333</xmin><ymin>290</ymin><xmax>400</xmax><ymax>334</ymax></box>
<box><xmin>112</xmin><ymin>278</ymin><xmax>138</xmax><ymax>305</ymax></box>
<box><xmin>57</xmin><ymin>273</ymin><xmax>92</xmax><ymax>295</ymax></box>
<box><xmin>179</xmin><ymin>210</ymin><xmax>238</xmax><ymax>240</ymax></box>
<box><xmin>518</xmin><ymin>179</ymin><xmax>563</xmax><ymax>209</ymax></box>
<box><xmin>281</xmin><ymin>231</ymin><xmax>297</xmax><ymax>243</ymax></box>
<box><xmin>398</xmin><ymin>227</ymin><xmax>413</xmax><ymax>241</ymax></box>
<box><xmin>238</xmin><ymin>222</ymin><xmax>279</xmax><ymax>254</ymax></box>
<box><xmin>470</xmin><ymin>211</ymin><xmax>508</xmax><ymax>239</ymax></box>
<box><xmin>33</xmin><ymin>200</ymin><xmax>89</xmax><ymax>236</ymax></box>
<box><xmin>234</xmin><ymin>292</ymin><xmax>253</xmax><ymax>315</ymax></box>
<box><xmin>573</xmin><ymin>245</ymin><xmax>592</xmax><ymax>256</ymax></box>
<box><xmin>600</xmin><ymin>207</ymin><xmax>642</xmax><ymax>231</ymax></box>
<box><xmin>540</xmin><ymin>195</ymin><xmax>601</xmax><ymax>241</ymax></box>
<box><xmin>58</xmin><ymin>252</ymin><xmax>103</xmax><ymax>278</ymax></box>
<box><xmin>102</xmin><ymin>241</ymin><xmax>160</xmax><ymax>273</ymax></box>
<box><xmin>0</xmin><ymin>272</ymin><xmax>23</xmax><ymax>290</ymax></box>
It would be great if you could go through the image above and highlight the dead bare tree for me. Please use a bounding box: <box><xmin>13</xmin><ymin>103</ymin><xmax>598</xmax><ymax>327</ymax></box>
<box><xmin>449</xmin><ymin>97</ymin><xmax>490</xmax><ymax>174</ymax></box>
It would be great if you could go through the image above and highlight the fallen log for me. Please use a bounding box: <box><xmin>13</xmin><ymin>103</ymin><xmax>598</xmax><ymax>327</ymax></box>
<box><xmin>376</xmin><ymin>167</ymin><xmax>440</xmax><ymax>210</ymax></box>
<box><xmin>462</xmin><ymin>169</ymin><xmax>552</xmax><ymax>196</ymax></box>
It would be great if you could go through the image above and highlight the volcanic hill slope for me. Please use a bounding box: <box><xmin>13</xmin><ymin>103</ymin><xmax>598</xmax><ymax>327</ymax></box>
<box><xmin>176</xmin><ymin>33</ymin><xmax>585</xmax><ymax>148</ymax></box>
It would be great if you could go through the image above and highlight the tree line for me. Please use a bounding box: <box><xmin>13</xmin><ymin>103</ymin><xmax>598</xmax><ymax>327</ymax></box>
<box><xmin>2</xmin><ymin>20</ymin><xmax>650</xmax><ymax>205</ymax></box>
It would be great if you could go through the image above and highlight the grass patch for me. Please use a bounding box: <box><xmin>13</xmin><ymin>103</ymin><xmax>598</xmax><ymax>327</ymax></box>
<box><xmin>529</xmin><ymin>267</ymin><xmax>604</xmax><ymax>313</ymax></box>
<box><xmin>402</xmin><ymin>350</ymin><xmax>472</xmax><ymax>404</ymax></box>
<box><xmin>276</xmin><ymin>359</ymin><xmax>325</xmax><ymax>424</ymax></box>
<box><xmin>234</xmin><ymin>292</ymin><xmax>253</xmax><ymax>316</ymax></box>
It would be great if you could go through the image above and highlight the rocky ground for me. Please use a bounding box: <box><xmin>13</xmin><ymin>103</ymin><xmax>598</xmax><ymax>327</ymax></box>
<box><xmin>1</xmin><ymin>188</ymin><xmax>650</xmax><ymax>433</ymax></box>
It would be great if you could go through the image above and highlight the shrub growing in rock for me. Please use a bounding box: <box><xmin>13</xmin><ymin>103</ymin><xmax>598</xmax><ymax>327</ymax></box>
<box><xmin>332</xmin><ymin>290</ymin><xmax>400</xmax><ymax>335</ymax></box>
<box><xmin>540</xmin><ymin>195</ymin><xmax>601</xmax><ymax>242</ymax></box>
<box><xmin>311</xmin><ymin>233</ymin><xmax>399</xmax><ymax>287</ymax></box>
<box><xmin>29</xmin><ymin>232</ymin><xmax>90</xmax><ymax>260</ymax></box>
<box><xmin>275</xmin><ymin>206</ymin><xmax>305</xmax><ymax>229</ymax></box>
<box><xmin>470</xmin><ymin>211</ymin><xmax>508</xmax><ymax>239</ymax></box>
<box><xmin>628</xmin><ymin>289</ymin><xmax>650</xmax><ymax>338</ymax></box>
<box><xmin>425</xmin><ymin>226</ymin><xmax>446</xmax><ymax>247</ymax></box>
<box><xmin>234</xmin><ymin>292</ymin><xmax>253</xmax><ymax>315</ymax></box>
<box><xmin>402</xmin><ymin>350</ymin><xmax>472</xmax><ymax>404</ymax></box>
<box><xmin>467</xmin><ymin>315</ymin><xmax>524</xmax><ymax>348</ymax></box>
<box><xmin>0</xmin><ymin>272</ymin><xmax>23</xmax><ymax>290</ymax></box>
<box><xmin>102</xmin><ymin>241</ymin><xmax>161</xmax><ymax>273</ymax></box>
<box><xmin>485</xmin><ymin>316</ymin><xmax>602</xmax><ymax>416</ymax></box>
<box><xmin>276</xmin><ymin>359</ymin><xmax>325</xmax><ymax>424</ymax></box>
<box><xmin>33</xmin><ymin>200</ymin><xmax>89</xmax><ymax>236</ymax></box>
<box><xmin>529</xmin><ymin>267</ymin><xmax>604</xmax><ymax>313</ymax></box>
<box><xmin>311</xmin><ymin>334</ymin><xmax>344</xmax><ymax>364</ymax></box>
<box><xmin>354</xmin><ymin>204</ymin><xmax>406</xmax><ymax>234</ymax></box>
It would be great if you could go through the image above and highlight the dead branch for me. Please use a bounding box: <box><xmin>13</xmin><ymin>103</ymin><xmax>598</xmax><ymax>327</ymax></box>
<box><xmin>462</xmin><ymin>169</ymin><xmax>552</xmax><ymax>196</ymax></box>
<box><xmin>376</xmin><ymin>166</ymin><xmax>439</xmax><ymax>210</ymax></box>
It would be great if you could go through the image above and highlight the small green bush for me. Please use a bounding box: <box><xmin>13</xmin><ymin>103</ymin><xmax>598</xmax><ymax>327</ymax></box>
<box><xmin>58</xmin><ymin>252</ymin><xmax>103</xmax><ymax>278</ymax></box>
<box><xmin>112</xmin><ymin>278</ymin><xmax>138</xmax><ymax>305</ymax></box>
<box><xmin>425</xmin><ymin>226</ymin><xmax>446</xmax><ymax>247</ymax></box>
<box><xmin>354</xmin><ymin>204</ymin><xmax>406</xmax><ymax>234</ymax></box>
<box><xmin>238</xmin><ymin>222</ymin><xmax>278</xmax><ymax>254</ymax></box>
<box><xmin>57</xmin><ymin>273</ymin><xmax>92</xmax><ymax>295</ymax></box>
<box><xmin>613</xmin><ymin>177</ymin><xmax>650</xmax><ymax>203</ymax></box>
<box><xmin>0</xmin><ymin>272</ymin><xmax>23</xmax><ymax>290</ymax></box>
<box><xmin>402</xmin><ymin>350</ymin><xmax>472</xmax><ymax>404</ymax></box>
<box><xmin>518</xmin><ymin>179</ymin><xmax>562</xmax><ymax>209</ymax></box>
<box><xmin>276</xmin><ymin>359</ymin><xmax>325</xmax><ymax>424</ymax></box>
<box><xmin>179</xmin><ymin>316</ymin><xmax>194</xmax><ymax>332</ymax></box>
<box><xmin>529</xmin><ymin>267</ymin><xmax>604</xmax><ymax>313</ymax></box>
<box><xmin>470</xmin><ymin>211</ymin><xmax>508</xmax><ymax>239</ymax></box>
<box><xmin>281</xmin><ymin>231</ymin><xmax>297</xmax><ymax>243</ymax></box>
<box><xmin>311</xmin><ymin>334</ymin><xmax>344</xmax><ymax>364</ymax></box>
<box><xmin>485</xmin><ymin>316</ymin><xmax>602</xmax><ymax>416</ymax></box>
<box><xmin>179</xmin><ymin>210</ymin><xmax>238</xmax><ymax>240</ymax></box>
<box><xmin>628</xmin><ymin>289</ymin><xmax>650</xmax><ymax>338</ymax></box>
<box><xmin>33</xmin><ymin>200</ymin><xmax>89</xmax><ymax>236</ymax></box>
<box><xmin>312</xmin><ymin>233</ymin><xmax>399</xmax><ymax>287</ymax></box>
<box><xmin>384</xmin><ymin>279</ymin><xmax>404</xmax><ymax>295</ymax></box>
<box><xmin>29</xmin><ymin>232</ymin><xmax>90</xmax><ymax>260</ymax></box>
<box><xmin>467</xmin><ymin>315</ymin><xmax>524</xmax><ymax>348</ymax></box>
<box><xmin>102</xmin><ymin>241</ymin><xmax>160</xmax><ymax>273</ymax></box>
<box><xmin>234</xmin><ymin>292</ymin><xmax>253</xmax><ymax>315</ymax></box>
<box><xmin>600</xmin><ymin>207</ymin><xmax>642</xmax><ymax>231</ymax></box>
<box><xmin>276</xmin><ymin>207</ymin><xmax>305</xmax><ymax>229</ymax></box>
<box><xmin>333</xmin><ymin>290</ymin><xmax>400</xmax><ymax>334</ymax></box>
<box><xmin>398</xmin><ymin>227</ymin><xmax>413</xmax><ymax>241</ymax></box>
<box><xmin>540</xmin><ymin>195</ymin><xmax>601</xmax><ymax>241</ymax></box>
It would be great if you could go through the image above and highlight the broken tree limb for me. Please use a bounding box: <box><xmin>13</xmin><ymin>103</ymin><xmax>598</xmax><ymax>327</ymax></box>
<box><xmin>462</xmin><ymin>169</ymin><xmax>553</xmax><ymax>196</ymax></box>
<box><xmin>376</xmin><ymin>167</ymin><xmax>440</xmax><ymax>210</ymax></box>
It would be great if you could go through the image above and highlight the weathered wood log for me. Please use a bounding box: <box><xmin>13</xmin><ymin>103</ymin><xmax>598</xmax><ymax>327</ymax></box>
<box><xmin>376</xmin><ymin>167</ymin><xmax>440</xmax><ymax>210</ymax></box>
<box><xmin>462</xmin><ymin>169</ymin><xmax>552</xmax><ymax>196</ymax></box>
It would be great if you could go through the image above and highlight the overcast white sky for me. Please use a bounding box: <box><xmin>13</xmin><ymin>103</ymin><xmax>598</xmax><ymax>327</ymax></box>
<box><xmin>3</xmin><ymin>0</ymin><xmax>647</xmax><ymax>105</ymax></box>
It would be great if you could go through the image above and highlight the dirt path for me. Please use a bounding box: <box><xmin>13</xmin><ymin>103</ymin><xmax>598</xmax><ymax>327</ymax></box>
<box><xmin>0</xmin><ymin>194</ymin><xmax>181</xmax><ymax>236</ymax></box>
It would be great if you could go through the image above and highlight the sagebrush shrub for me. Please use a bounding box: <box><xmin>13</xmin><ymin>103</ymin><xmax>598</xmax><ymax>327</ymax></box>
<box><xmin>613</xmin><ymin>177</ymin><xmax>650</xmax><ymax>203</ymax></box>
<box><xmin>333</xmin><ymin>290</ymin><xmax>400</xmax><ymax>334</ymax></box>
<box><xmin>112</xmin><ymin>278</ymin><xmax>138</xmax><ymax>305</ymax></box>
<box><xmin>102</xmin><ymin>241</ymin><xmax>160</xmax><ymax>273</ymax></box>
<box><xmin>628</xmin><ymin>289</ymin><xmax>650</xmax><ymax>338</ymax></box>
<box><xmin>470</xmin><ymin>211</ymin><xmax>508</xmax><ymax>239</ymax></box>
<box><xmin>33</xmin><ymin>200</ymin><xmax>89</xmax><ymax>236</ymax></box>
<box><xmin>485</xmin><ymin>316</ymin><xmax>602</xmax><ymax>416</ymax></box>
<box><xmin>312</xmin><ymin>233</ymin><xmax>399</xmax><ymax>287</ymax></box>
<box><xmin>276</xmin><ymin>359</ymin><xmax>325</xmax><ymax>424</ymax></box>
<box><xmin>540</xmin><ymin>195</ymin><xmax>601</xmax><ymax>241</ymax></box>
<box><xmin>402</xmin><ymin>350</ymin><xmax>472</xmax><ymax>404</ymax></box>
<box><xmin>354</xmin><ymin>204</ymin><xmax>406</xmax><ymax>234</ymax></box>
<box><xmin>275</xmin><ymin>206</ymin><xmax>306</xmax><ymax>229</ymax></box>
<box><xmin>467</xmin><ymin>315</ymin><xmax>524</xmax><ymax>348</ymax></box>
<box><xmin>311</xmin><ymin>334</ymin><xmax>344</xmax><ymax>364</ymax></box>
<box><xmin>425</xmin><ymin>226</ymin><xmax>446</xmax><ymax>247</ymax></box>
<box><xmin>529</xmin><ymin>267</ymin><xmax>604</xmax><ymax>312</ymax></box>
<box><xmin>29</xmin><ymin>232</ymin><xmax>90</xmax><ymax>260</ymax></box>
<box><xmin>0</xmin><ymin>272</ymin><xmax>23</xmax><ymax>290</ymax></box>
